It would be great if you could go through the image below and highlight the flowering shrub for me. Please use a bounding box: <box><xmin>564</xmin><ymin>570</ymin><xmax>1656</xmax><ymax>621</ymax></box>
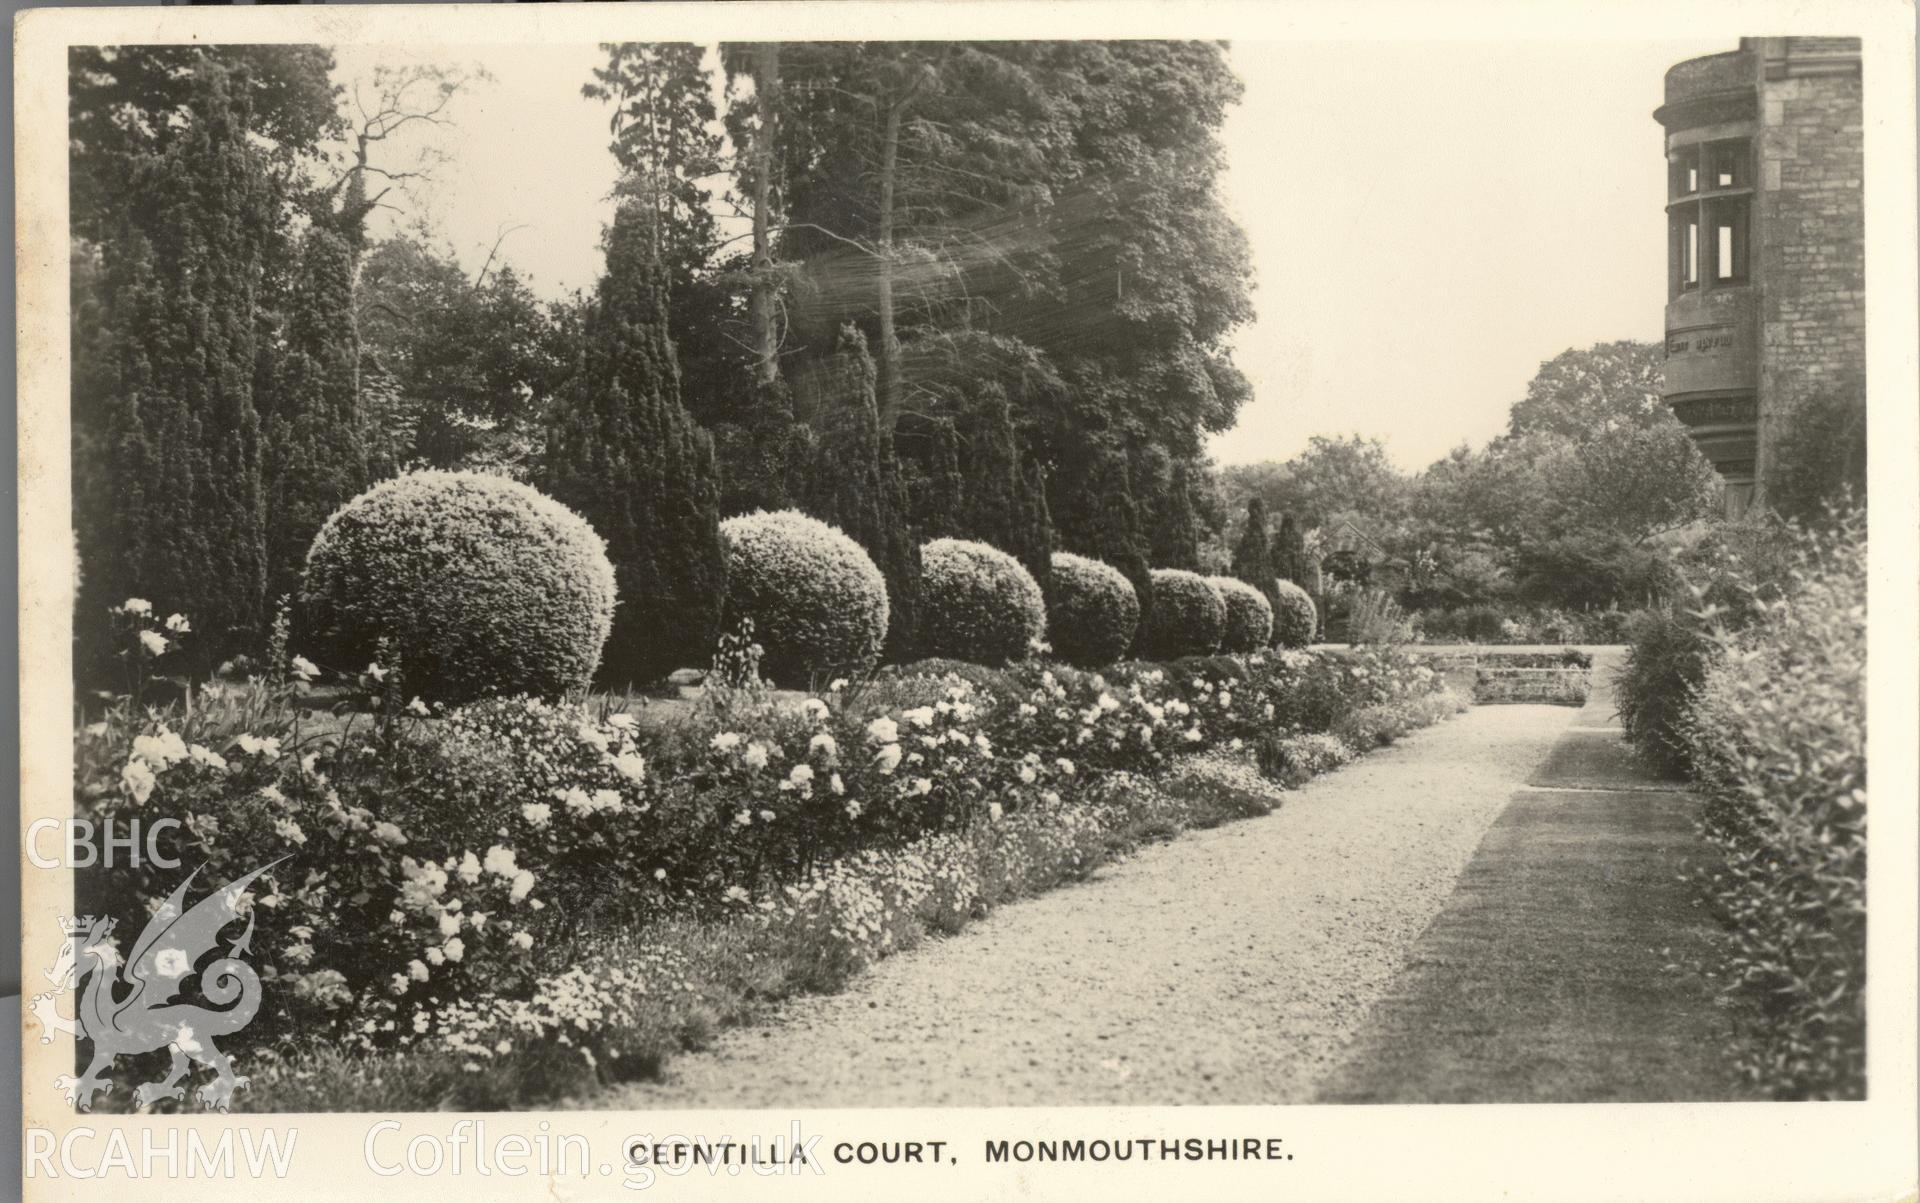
<box><xmin>94</xmin><ymin>597</ymin><xmax>197</xmax><ymax>705</ymax></box>
<box><xmin>1681</xmin><ymin>511</ymin><xmax>1865</xmax><ymax>1099</ymax></box>
<box><xmin>1207</xmin><ymin>576</ymin><xmax>1274</xmax><ymax>653</ymax></box>
<box><xmin>432</xmin><ymin>697</ymin><xmax>660</xmax><ymax>927</ymax></box>
<box><xmin>1252</xmin><ymin>646</ymin><xmax>1386</xmax><ymax>734</ymax></box>
<box><xmin>1332</xmin><ymin>691</ymin><xmax>1461</xmax><ymax>748</ymax></box>
<box><xmin>1254</xmin><ymin>732</ymin><xmax>1353</xmax><ymax>787</ymax></box>
<box><xmin>75</xmin><ymin>596</ymin><xmax>1461</xmax><ymax>1109</ymax></box>
<box><xmin>1271</xmin><ymin>580</ymin><xmax>1317</xmax><ymax>649</ymax></box>
<box><xmin>719</xmin><ymin>510</ymin><xmax>889</xmax><ymax>687</ymax></box>
<box><xmin>1045</xmin><ymin>552</ymin><xmax>1140</xmax><ymax>667</ymax></box>
<box><xmin>74</xmin><ymin>686</ymin><xmax>546</xmax><ymax>1054</ymax></box>
<box><xmin>1138</xmin><ymin>569</ymin><xmax>1225</xmax><ymax>659</ymax></box>
<box><xmin>918</xmin><ymin>538</ymin><xmax>1047</xmax><ymax>665</ymax></box>
<box><xmin>302</xmin><ymin>471</ymin><xmax>615</xmax><ymax>703</ymax></box>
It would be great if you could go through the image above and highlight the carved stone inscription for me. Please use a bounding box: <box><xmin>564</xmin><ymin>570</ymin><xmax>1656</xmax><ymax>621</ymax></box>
<box><xmin>1671</xmin><ymin>395</ymin><xmax>1758</xmax><ymax>426</ymax></box>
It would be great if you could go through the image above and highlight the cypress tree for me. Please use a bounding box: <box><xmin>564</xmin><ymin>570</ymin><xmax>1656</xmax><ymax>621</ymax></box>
<box><xmin>909</xmin><ymin>415</ymin><xmax>965</xmax><ymax>539</ymax></box>
<box><xmin>544</xmin><ymin>201</ymin><xmax>727</xmax><ymax>685</ymax></box>
<box><xmin>1144</xmin><ymin>453</ymin><xmax>1203</xmax><ymax>571</ymax></box>
<box><xmin>1273</xmin><ymin>512</ymin><xmax>1322</xmax><ymax>638</ymax></box>
<box><xmin>78</xmin><ymin>63</ymin><xmax>276</xmax><ymax>666</ymax></box>
<box><xmin>1231</xmin><ymin>497</ymin><xmax>1281</xmax><ymax>619</ymax></box>
<box><xmin>953</xmin><ymin>382</ymin><xmax>1053</xmax><ymax>588</ymax></box>
<box><xmin>1016</xmin><ymin>456</ymin><xmax>1055</xmax><ymax>596</ymax></box>
<box><xmin>1273</xmin><ymin>512</ymin><xmax>1308</xmax><ymax>585</ymax></box>
<box><xmin>715</xmin><ymin>376</ymin><xmax>810</xmax><ymax>517</ymax></box>
<box><xmin>1052</xmin><ymin>439</ymin><xmax>1153</xmax><ymax>636</ymax></box>
<box><xmin>263</xmin><ymin>224</ymin><xmax>368</xmax><ymax>609</ymax></box>
<box><xmin>800</xmin><ymin>325</ymin><xmax>921</xmax><ymax>664</ymax></box>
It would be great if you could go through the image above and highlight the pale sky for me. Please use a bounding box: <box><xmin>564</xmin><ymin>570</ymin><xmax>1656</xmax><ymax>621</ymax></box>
<box><xmin>331</xmin><ymin>38</ymin><xmax>1731</xmax><ymax>473</ymax></box>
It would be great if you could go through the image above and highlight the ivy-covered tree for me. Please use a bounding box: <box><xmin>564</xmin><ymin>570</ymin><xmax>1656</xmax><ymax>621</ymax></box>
<box><xmin>712</xmin><ymin>41</ymin><xmax>1252</xmax><ymax>608</ymax></box>
<box><xmin>796</xmin><ymin>326</ymin><xmax>922</xmax><ymax>664</ymax></box>
<box><xmin>74</xmin><ymin>62</ymin><xmax>286</xmax><ymax>666</ymax></box>
<box><xmin>543</xmin><ymin>201</ymin><xmax>726</xmax><ymax>685</ymax></box>
<box><xmin>769</xmin><ymin>42</ymin><xmax>1055</xmax><ymax>432</ymax></box>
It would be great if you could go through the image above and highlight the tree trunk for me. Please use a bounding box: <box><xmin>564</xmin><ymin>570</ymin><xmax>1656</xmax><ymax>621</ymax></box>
<box><xmin>749</xmin><ymin>44</ymin><xmax>780</xmax><ymax>388</ymax></box>
<box><xmin>876</xmin><ymin>98</ymin><xmax>902</xmax><ymax>433</ymax></box>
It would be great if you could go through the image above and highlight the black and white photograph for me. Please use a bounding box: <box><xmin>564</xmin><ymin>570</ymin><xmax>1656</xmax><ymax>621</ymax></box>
<box><xmin>14</xmin><ymin>4</ymin><xmax>1919</xmax><ymax>1200</ymax></box>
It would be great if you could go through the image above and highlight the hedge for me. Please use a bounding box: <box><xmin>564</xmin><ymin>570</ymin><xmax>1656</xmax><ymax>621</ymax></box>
<box><xmin>1681</xmin><ymin>513</ymin><xmax>1866</xmax><ymax>1099</ymax></box>
<box><xmin>301</xmin><ymin>470</ymin><xmax>615</xmax><ymax>703</ymax></box>
<box><xmin>918</xmin><ymin>538</ymin><xmax>1047</xmax><ymax>666</ymax></box>
<box><xmin>1207</xmin><ymin>576</ymin><xmax>1274</xmax><ymax>653</ymax></box>
<box><xmin>719</xmin><ymin>509</ymin><xmax>890</xmax><ymax>686</ymax></box>
<box><xmin>1271</xmin><ymin>580</ymin><xmax>1318</xmax><ymax>649</ymax></box>
<box><xmin>1137</xmin><ymin>569</ymin><xmax>1225</xmax><ymax>659</ymax></box>
<box><xmin>1044</xmin><ymin>552</ymin><xmax>1139</xmax><ymax>667</ymax></box>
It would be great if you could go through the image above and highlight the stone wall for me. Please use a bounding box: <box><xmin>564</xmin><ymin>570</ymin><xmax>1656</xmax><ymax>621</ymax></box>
<box><xmin>1472</xmin><ymin>667</ymin><xmax>1591</xmax><ymax>707</ymax></box>
<box><xmin>1755</xmin><ymin>57</ymin><xmax>1866</xmax><ymax>498</ymax></box>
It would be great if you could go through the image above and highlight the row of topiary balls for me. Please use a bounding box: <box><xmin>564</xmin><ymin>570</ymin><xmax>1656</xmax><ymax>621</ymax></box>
<box><xmin>300</xmin><ymin>469</ymin><xmax>1318</xmax><ymax>701</ymax></box>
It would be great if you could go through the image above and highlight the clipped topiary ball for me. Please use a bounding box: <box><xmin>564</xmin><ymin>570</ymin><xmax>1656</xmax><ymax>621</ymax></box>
<box><xmin>1272</xmin><ymin>579</ymin><xmax>1318</xmax><ymax>648</ymax></box>
<box><xmin>918</xmin><ymin>537</ymin><xmax>1047</xmax><ymax>666</ymax></box>
<box><xmin>1207</xmin><ymin>576</ymin><xmax>1275</xmax><ymax>653</ymax></box>
<box><xmin>1045</xmin><ymin>552</ymin><xmax>1140</xmax><ymax>667</ymax></box>
<box><xmin>719</xmin><ymin>509</ymin><xmax>889</xmax><ymax>686</ymax></box>
<box><xmin>1138</xmin><ymin>569</ymin><xmax>1226</xmax><ymax>659</ymax></box>
<box><xmin>302</xmin><ymin>470</ymin><xmax>616</xmax><ymax>704</ymax></box>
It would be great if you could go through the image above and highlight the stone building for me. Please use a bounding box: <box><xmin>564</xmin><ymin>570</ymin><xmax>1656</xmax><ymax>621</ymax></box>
<box><xmin>1655</xmin><ymin>37</ymin><xmax>1864</xmax><ymax>516</ymax></box>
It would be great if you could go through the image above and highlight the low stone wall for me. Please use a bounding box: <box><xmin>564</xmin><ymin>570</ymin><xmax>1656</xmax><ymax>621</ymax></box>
<box><xmin>1472</xmin><ymin>666</ymin><xmax>1592</xmax><ymax>706</ymax></box>
<box><xmin>1413</xmin><ymin>648</ymin><xmax>1593</xmax><ymax>703</ymax></box>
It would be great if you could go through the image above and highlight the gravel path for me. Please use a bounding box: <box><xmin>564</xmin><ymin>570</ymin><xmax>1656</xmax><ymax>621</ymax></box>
<box><xmin>598</xmin><ymin>704</ymin><xmax>1577</xmax><ymax>1108</ymax></box>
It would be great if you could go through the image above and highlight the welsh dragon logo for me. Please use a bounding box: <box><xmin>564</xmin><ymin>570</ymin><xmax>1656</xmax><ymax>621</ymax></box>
<box><xmin>32</xmin><ymin>859</ymin><xmax>286</xmax><ymax>1112</ymax></box>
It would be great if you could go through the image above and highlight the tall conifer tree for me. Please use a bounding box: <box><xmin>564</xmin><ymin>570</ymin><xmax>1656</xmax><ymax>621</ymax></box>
<box><xmin>1051</xmin><ymin>439</ymin><xmax>1153</xmax><ymax>632</ymax></box>
<box><xmin>801</xmin><ymin>325</ymin><xmax>921</xmax><ymax>664</ymax></box>
<box><xmin>263</xmin><ymin>224</ymin><xmax>368</xmax><ymax>608</ymax></box>
<box><xmin>950</xmin><ymin>382</ymin><xmax>1053</xmax><ymax>587</ymax></box>
<box><xmin>1231</xmin><ymin>496</ymin><xmax>1281</xmax><ymax>617</ymax></box>
<box><xmin>544</xmin><ymin>201</ymin><xmax>726</xmax><ymax>684</ymax></box>
<box><xmin>910</xmin><ymin>416</ymin><xmax>965</xmax><ymax>538</ymax></box>
<box><xmin>1143</xmin><ymin>453</ymin><xmax>1204</xmax><ymax>571</ymax></box>
<box><xmin>78</xmin><ymin>63</ymin><xmax>278</xmax><ymax>664</ymax></box>
<box><xmin>1273</xmin><ymin>513</ymin><xmax>1308</xmax><ymax>586</ymax></box>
